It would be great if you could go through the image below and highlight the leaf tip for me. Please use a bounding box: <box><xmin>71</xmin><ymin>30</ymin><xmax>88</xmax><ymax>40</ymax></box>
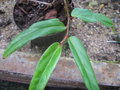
<box><xmin>2</xmin><ymin>51</ymin><xmax>8</xmax><ymax>59</ymax></box>
<box><xmin>2</xmin><ymin>55</ymin><xmax>6</xmax><ymax>59</ymax></box>
<box><xmin>2</xmin><ymin>55</ymin><xmax>7</xmax><ymax>59</ymax></box>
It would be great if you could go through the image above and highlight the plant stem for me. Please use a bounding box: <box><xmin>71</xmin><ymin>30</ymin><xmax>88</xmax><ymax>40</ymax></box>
<box><xmin>60</xmin><ymin>0</ymin><xmax>70</xmax><ymax>45</ymax></box>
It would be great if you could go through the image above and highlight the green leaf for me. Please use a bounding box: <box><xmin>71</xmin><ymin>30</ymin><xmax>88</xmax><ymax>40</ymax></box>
<box><xmin>94</xmin><ymin>13</ymin><xmax>114</xmax><ymax>27</ymax></box>
<box><xmin>71</xmin><ymin>8</ymin><xmax>97</xmax><ymax>22</ymax></box>
<box><xmin>71</xmin><ymin>8</ymin><xmax>114</xmax><ymax>27</ymax></box>
<box><xmin>29</xmin><ymin>42</ymin><xmax>62</xmax><ymax>90</ymax></box>
<box><xmin>3</xmin><ymin>19</ymin><xmax>66</xmax><ymax>58</ymax></box>
<box><xmin>68</xmin><ymin>36</ymin><xmax>99</xmax><ymax>90</ymax></box>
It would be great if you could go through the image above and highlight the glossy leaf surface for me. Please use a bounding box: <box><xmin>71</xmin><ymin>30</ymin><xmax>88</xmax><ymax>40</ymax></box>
<box><xmin>3</xmin><ymin>19</ymin><xmax>66</xmax><ymax>58</ymax></box>
<box><xmin>68</xmin><ymin>36</ymin><xmax>99</xmax><ymax>90</ymax></box>
<box><xmin>29</xmin><ymin>42</ymin><xmax>62</xmax><ymax>90</ymax></box>
<box><xmin>71</xmin><ymin>8</ymin><xmax>113</xmax><ymax>27</ymax></box>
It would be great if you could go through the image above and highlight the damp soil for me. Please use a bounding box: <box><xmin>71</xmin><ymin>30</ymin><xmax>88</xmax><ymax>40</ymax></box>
<box><xmin>0</xmin><ymin>0</ymin><xmax>120</xmax><ymax>62</ymax></box>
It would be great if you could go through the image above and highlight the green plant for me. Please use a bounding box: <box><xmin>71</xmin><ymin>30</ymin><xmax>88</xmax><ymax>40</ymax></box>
<box><xmin>3</xmin><ymin>0</ymin><xmax>115</xmax><ymax>90</ymax></box>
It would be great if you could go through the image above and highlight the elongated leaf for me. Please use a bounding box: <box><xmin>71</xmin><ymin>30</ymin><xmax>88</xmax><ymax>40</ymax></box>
<box><xmin>71</xmin><ymin>8</ymin><xmax>113</xmax><ymax>27</ymax></box>
<box><xmin>94</xmin><ymin>13</ymin><xmax>113</xmax><ymax>27</ymax></box>
<box><xmin>68</xmin><ymin>36</ymin><xmax>99</xmax><ymax>90</ymax></box>
<box><xmin>71</xmin><ymin>8</ymin><xmax>97</xmax><ymax>22</ymax></box>
<box><xmin>29</xmin><ymin>42</ymin><xmax>62</xmax><ymax>90</ymax></box>
<box><xmin>3</xmin><ymin>19</ymin><xmax>66</xmax><ymax>58</ymax></box>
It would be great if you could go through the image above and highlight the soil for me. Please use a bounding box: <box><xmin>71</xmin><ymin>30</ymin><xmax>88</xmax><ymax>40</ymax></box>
<box><xmin>13</xmin><ymin>0</ymin><xmax>65</xmax><ymax>30</ymax></box>
<box><xmin>0</xmin><ymin>0</ymin><xmax>120</xmax><ymax>62</ymax></box>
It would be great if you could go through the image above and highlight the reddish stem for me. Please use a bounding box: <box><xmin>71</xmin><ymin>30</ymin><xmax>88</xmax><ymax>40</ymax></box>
<box><xmin>60</xmin><ymin>0</ymin><xmax>70</xmax><ymax>45</ymax></box>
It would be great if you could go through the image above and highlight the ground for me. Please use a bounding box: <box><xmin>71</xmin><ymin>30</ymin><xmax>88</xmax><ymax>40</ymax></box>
<box><xmin>0</xmin><ymin>0</ymin><xmax>120</xmax><ymax>62</ymax></box>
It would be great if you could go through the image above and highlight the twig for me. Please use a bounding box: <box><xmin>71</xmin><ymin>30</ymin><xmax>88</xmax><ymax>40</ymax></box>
<box><xmin>18</xmin><ymin>6</ymin><xmax>28</xmax><ymax>14</ymax></box>
<box><xmin>60</xmin><ymin>0</ymin><xmax>70</xmax><ymax>45</ymax></box>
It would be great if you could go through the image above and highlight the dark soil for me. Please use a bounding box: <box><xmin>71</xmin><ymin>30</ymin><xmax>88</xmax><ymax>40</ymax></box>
<box><xmin>13</xmin><ymin>0</ymin><xmax>65</xmax><ymax>30</ymax></box>
<box><xmin>0</xmin><ymin>0</ymin><xmax>120</xmax><ymax>62</ymax></box>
